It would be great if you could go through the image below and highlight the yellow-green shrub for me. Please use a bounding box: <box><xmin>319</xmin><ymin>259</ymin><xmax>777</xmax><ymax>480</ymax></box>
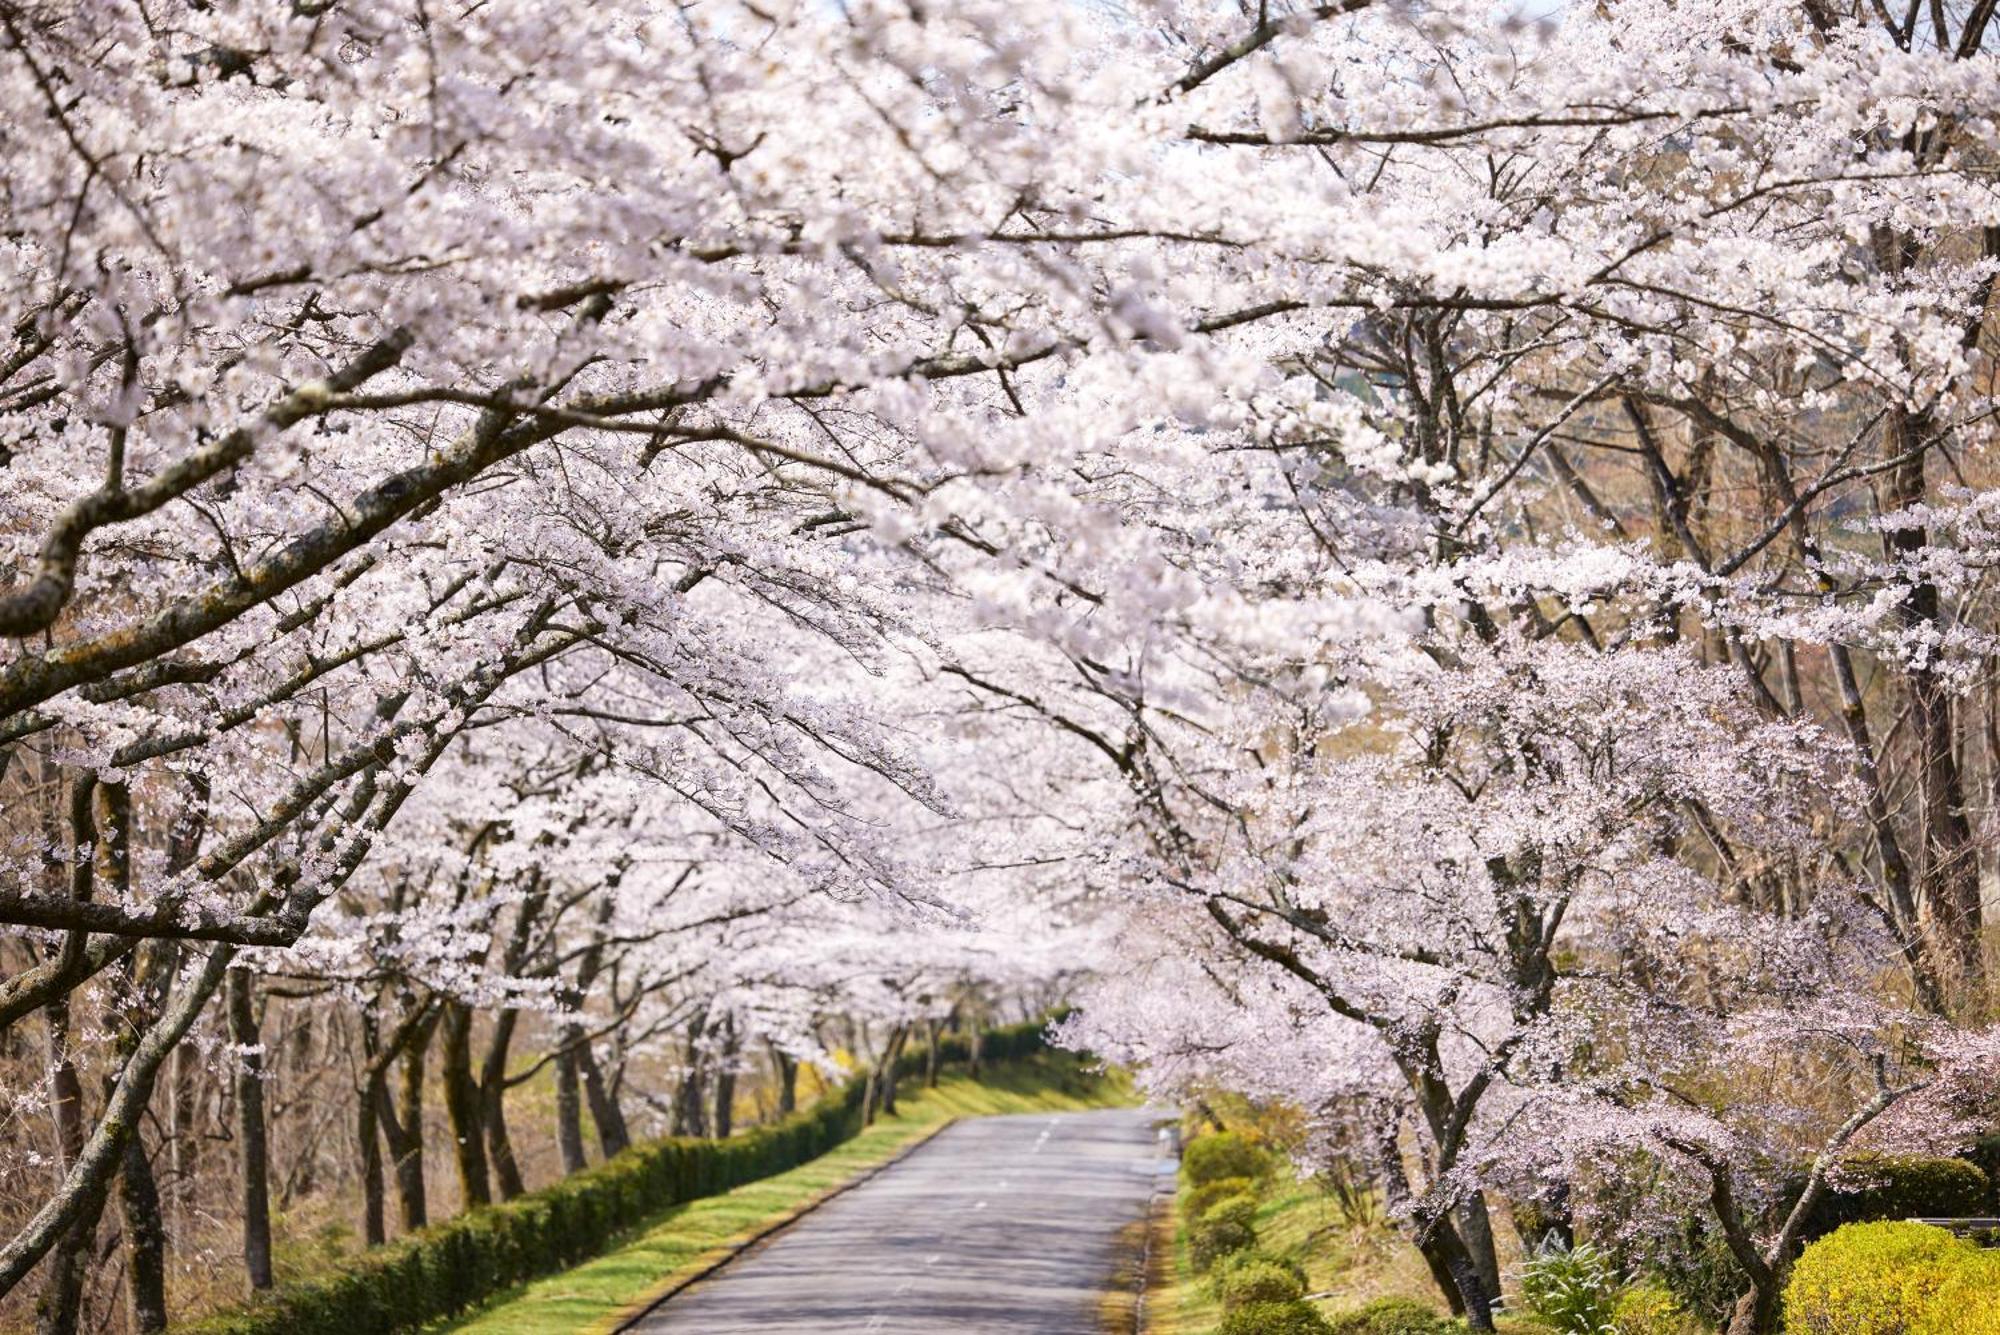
<box><xmin>1183</xmin><ymin>1130</ymin><xmax>1273</xmax><ymax>1187</ymax></box>
<box><xmin>1610</xmin><ymin>1282</ymin><xmax>1702</xmax><ymax>1335</ymax></box>
<box><xmin>1186</xmin><ymin>1175</ymin><xmax>1260</xmax><ymax>1221</ymax></box>
<box><xmin>1782</xmin><ymin>1221</ymin><xmax>1986</xmax><ymax>1335</ymax></box>
<box><xmin>1912</xmin><ymin>1256</ymin><xmax>2000</xmax><ymax>1334</ymax></box>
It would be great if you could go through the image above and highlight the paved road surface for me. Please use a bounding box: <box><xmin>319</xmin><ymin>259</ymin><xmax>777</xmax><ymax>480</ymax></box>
<box><xmin>626</xmin><ymin>1107</ymin><xmax>1170</xmax><ymax>1333</ymax></box>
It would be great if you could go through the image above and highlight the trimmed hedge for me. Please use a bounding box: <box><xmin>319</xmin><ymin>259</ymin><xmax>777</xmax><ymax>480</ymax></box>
<box><xmin>1787</xmin><ymin>1153</ymin><xmax>1990</xmax><ymax>1241</ymax></box>
<box><xmin>185</xmin><ymin>1016</ymin><xmax>1056</xmax><ymax>1335</ymax></box>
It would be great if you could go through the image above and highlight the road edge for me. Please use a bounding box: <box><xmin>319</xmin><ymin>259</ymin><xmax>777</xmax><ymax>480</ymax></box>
<box><xmin>605</xmin><ymin>1116</ymin><xmax>962</xmax><ymax>1334</ymax></box>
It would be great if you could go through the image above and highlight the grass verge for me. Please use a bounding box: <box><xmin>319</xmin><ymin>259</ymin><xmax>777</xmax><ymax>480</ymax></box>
<box><xmin>1145</xmin><ymin>1169</ymin><xmax>1550</xmax><ymax>1335</ymax></box>
<box><xmin>438</xmin><ymin>1056</ymin><xmax>1132</xmax><ymax>1335</ymax></box>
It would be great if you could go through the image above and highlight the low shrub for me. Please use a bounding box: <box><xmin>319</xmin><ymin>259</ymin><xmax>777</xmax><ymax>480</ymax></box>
<box><xmin>1203</xmin><ymin>1192</ymin><xmax>1260</xmax><ymax>1232</ymax></box>
<box><xmin>1782</xmin><ymin>1220</ymin><xmax>1994</xmax><ymax>1335</ymax></box>
<box><xmin>1212</xmin><ymin>1248</ymin><xmax>1309</xmax><ymax>1290</ymax></box>
<box><xmin>1187</xmin><ymin>1174</ymin><xmax>1261</xmax><ymax>1222</ymax></box>
<box><xmin>1790</xmin><ymin>1153</ymin><xmax>1990</xmax><ymax>1241</ymax></box>
<box><xmin>1517</xmin><ymin>1238</ymin><xmax>1621</xmax><ymax>1335</ymax></box>
<box><xmin>1609</xmin><ymin>1282</ymin><xmax>1702</xmax><ymax>1335</ymax></box>
<box><xmin>1219</xmin><ymin>1299</ymin><xmax>1338</xmax><ymax>1335</ymax></box>
<box><xmin>1185</xmin><ymin>1130</ymin><xmax>1274</xmax><ymax>1188</ymax></box>
<box><xmin>1190</xmin><ymin>1193</ymin><xmax>1260</xmax><ymax>1270</ymax></box>
<box><xmin>1323</xmin><ymin>1295</ymin><xmax>1458</xmax><ymax>1334</ymax></box>
<box><xmin>1217</xmin><ymin>1258</ymin><xmax>1307</xmax><ymax>1309</ymax></box>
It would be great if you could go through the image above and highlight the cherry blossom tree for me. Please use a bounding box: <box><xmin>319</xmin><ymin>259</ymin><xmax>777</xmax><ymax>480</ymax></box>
<box><xmin>6</xmin><ymin>0</ymin><xmax>2000</xmax><ymax>1331</ymax></box>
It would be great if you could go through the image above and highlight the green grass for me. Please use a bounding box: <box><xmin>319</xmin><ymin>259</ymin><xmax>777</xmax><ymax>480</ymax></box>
<box><xmin>1147</xmin><ymin>1169</ymin><xmax>1551</xmax><ymax>1335</ymax></box>
<box><xmin>439</xmin><ymin>1057</ymin><xmax>1134</xmax><ymax>1335</ymax></box>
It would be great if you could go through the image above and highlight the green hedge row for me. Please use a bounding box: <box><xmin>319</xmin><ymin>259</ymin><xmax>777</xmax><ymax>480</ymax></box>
<box><xmin>184</xmin><ymin>1016</ymin><xmax>1056</xmax><ymax>1335</ymax></box>
<box><xmin>922</xmin><ymin>1010</ymin><xmax>1061</xmax><ymax>1069</ymax></box>
<box><xmin>1782</xmin><ymin>1153</ymin><xmax>1991</xmax><ymax>1242</ymax></box>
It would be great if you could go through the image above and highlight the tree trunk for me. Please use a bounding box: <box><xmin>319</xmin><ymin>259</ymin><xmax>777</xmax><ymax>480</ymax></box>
<box><xmin>968</xmin><ymin>1025</ymin><xmax>984</xmax><ymax>1080</ymax></box>
<box><xmin>876</xmin><ymin>1026</ymin><xmax>909</xmax><ymax>1118</ymax></box>
<box><xmin>1371</xmin><ymin>1111</ymin><xmax>1468</xmax><ymax>1318</ymax></box>
<box><xmin>163</xmin><ymin>777</ymin><xmax>210</xmax><ymax>1238</ymax></box>
<box><xmin>168</xmin><ymin>1043</ymin><xmax>201</xmax><ymax>1225</ymax></box>
<box><xmin>1456</xmin><ymin>1191</ymin><xmax>1503</xmax><ymax>1312</ymax></box>
<box><xmin>88</xmin><ymin>779</ymin><xmax>169</xmax><ymax>1330</ymax></box>
<box><xmin>924</xmin><ymin>1018</ymin><xmax>941</xmax><ymax>1089</ymax></box>
<box><xmin>672</xmin><ymin>1011</ymin><xmax>710</xmax><ymax>1138</ymax></box>
<box><xmin>227</xmin><ymin>966</ymin><xmax>273</xmax><ymax>1290</ymax></box>
<box><xmin>771</xmin><ymin>1047</ymin><xmax>798</xmax><ymax>1117</ymax></box>
<box><xmin>1423</xmin><ymin>1214</ymin><xmax>1497</xmax><ymax>1332</ymax></box>
<box><xmin>386</xmin><ymin>1014</ymin><xmax>434</xmax><ymax>1230</ymax></box>
<box><xmin>578</xmin><ymin>1037</ymin><xmax>630</xmax><ymax>1159</ymax></box>
<box><xmin>480</xmin><ymin>1010</ymin><xmax>525</xmax><ymax>1200</ymax></box>
<box><xmin>34</xmin><ymin>999</ymin><xmax>92</xmax><ymax>1335</ymax></box>
<box><xmin>439</xmin><ymin>1002</ymin><xmax>491</xmax><ymax>1209</ymax></box>
<box><xmin>713</xmin><ymin>1015</ymin><xmax>739</xmax><ymax>1139</ymax></box>
<box><xmin>119</xmin><ymin>1129</ymin><xmax>169</xmax><ymax>1332</ymax></box>
<box><xmin>1881</xmin><ymin>354</ymin><xmax>1982</xmax><ymax>1000</ymax></box>
<box><xmin>555</xmin><ymin>1044</ymin><xmax>588</xmax><ymax>1174</ymax></box>
<box><xmin>1724</xmin><ymin>1280</ymin><xmax>1780</xmax><ymax>1335</ymax></box>
<box><xmin>359</xmin><ymin>1070</ymin><xmax>386</xmax><ymax>1246</ymax></box>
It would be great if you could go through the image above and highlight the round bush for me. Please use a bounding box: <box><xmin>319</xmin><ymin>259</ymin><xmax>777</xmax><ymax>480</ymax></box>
<box><xmin>1189</xmin><ymin>1195</ymin><xmax>1260</xmax><ymax>1271</ymax></box>
<box><xmin>1323</xmin><ymin>1295</ymin><xmax>1456</xmax><ymax>1334</ymax></box>
<box><xmin>1782</xmin><ymin>1221</ymin><xmax>1974</xmax><ymax>1335</ymax></box>
<box><xmin>1186</xmin><ymin>1175</ymin><xmax>1260</xmax><ymax>1222</ymax></box>
<box><xmin>1218</xmin><ymin>1259</ymin><xmax>1307</xmax><ymax>1309</ymax></box>
<box><xmin>1184</xmin><ymin>1131</ymin><xmax>1273</xmax><ymax>1187</ymax></box>
<box><xmin>1203</xmin><ymin>1193</ymin><xmax>1259</xmax><ymax>1233</ymax></box>
<box><xmin>1218</xmin><ymin>1299</ymin><xmax>1337</xmax><ymax>1335</ymax></box>
<box><xmin>1212</xmin><ymin>1248</ymin><xmax>1309</xmax><ymax>1289</ymax></box>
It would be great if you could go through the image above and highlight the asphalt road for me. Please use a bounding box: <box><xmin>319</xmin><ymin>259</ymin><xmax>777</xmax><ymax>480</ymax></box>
<box><xmin>626</xmin><ymin>1107</ymin><xmax>1171</xmax><ymax>1333</ymax></box>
